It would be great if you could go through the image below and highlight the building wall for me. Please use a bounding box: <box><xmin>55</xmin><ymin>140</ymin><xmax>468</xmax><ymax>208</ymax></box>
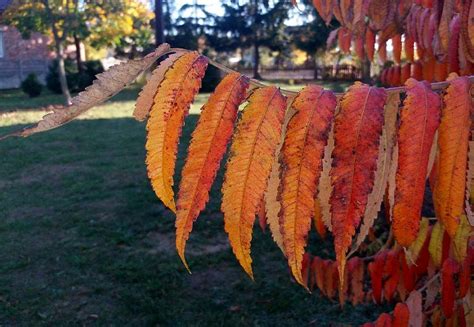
<box><xmin>0</xmin><ymin>25</ymin><xmax>53</xmax><ymax>89</ymax></box>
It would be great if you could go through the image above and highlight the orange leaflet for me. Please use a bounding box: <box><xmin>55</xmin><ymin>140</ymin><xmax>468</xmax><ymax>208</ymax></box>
<box><xmin>393</xmin><ymin>78</ymin><xmax>441</xmax><ymax>247</ymax></box>
<box><xmin>392</xmin><ymin>35</ymin><xmax>402</xmax><ymax>64</ymax></box>
<box><xmin>313</xmin><ymin>198</ymin><xmax>327</xmax><ymax>239</ymax></box>
<box><xmin>434</xmin><ymin>75</ymin><xmax>471</xmax><ymax>237</ymax></box>
<box><xmin>279</xmin><ymin>85</ymin><xmax>336</xmax><ymax>287</ymax></box>
<box><xmin>330</xmin><ymin>82</ymin><xmax>386</xmax><ymax>285</ymax></box>
<box><xmin>146</xmin><ymin>52</ymin><xmax>208</xmax><ymax>213</ymax></box>
<box><xmin>175</xmin><ymin>73</ymin><xmax>249</xmax><ymax>269</ymax></box>
<box><xmin>222</xmin><ymin>86</ymin><xmax>286</xmax><ymax>279</ymax></box>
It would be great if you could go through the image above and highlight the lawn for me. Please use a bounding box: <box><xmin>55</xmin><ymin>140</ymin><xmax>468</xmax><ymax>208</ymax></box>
<box><xmin>0</xmin><ymin>81</ymin><xmax>388</xmax><ymax>325</ymax></box>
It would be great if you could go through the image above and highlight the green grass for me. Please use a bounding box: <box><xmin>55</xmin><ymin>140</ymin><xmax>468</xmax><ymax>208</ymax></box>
<box><xmin>0</xmin><ymin>81</ymin><xmax>385</xmax><ymax>326</ymax></box>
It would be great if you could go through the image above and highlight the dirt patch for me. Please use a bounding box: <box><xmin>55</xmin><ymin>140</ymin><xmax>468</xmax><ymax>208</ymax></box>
<box><xmin>188</xmin><ymin>264</ymin><xmax>240</xmax><ymax>291</ymax></box>
<box><xmin>0</xmin><ymin>163</ymin><xmax>90</xmax><ymax>189</ymax></box>
<box><xmin>143</xmin><ymin>230</ymin><xmax>230</xmax><ymax>256</ymax></box>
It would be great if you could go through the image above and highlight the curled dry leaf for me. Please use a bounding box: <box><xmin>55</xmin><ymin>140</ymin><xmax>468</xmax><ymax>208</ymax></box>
<box><xmin>175</xmin><ymin>73</ymin><xmax>249</xmax><ymax>269</ymax></box>
<box><xmin>393</xmin><ymin>78</ymin><xmax>441</xmax><ymax>247</ymax></box>
<box><xmin>406</xmin><ymin>290</ymin><xmax>423</xmax><ymax>327</ymax></box>
<box><xmin>222</xmin><ymin>86</ymin><xmax>286</xmax><ymax>279</ymax></box>
<box><xmin>279</xmin><ymin>85</ymin><xmax>336</xmax><ymax>287</ymax></box>
<box><xmin>146</xmin><ymin>52</ymin><xmax>208</xmax><ymax>213</ymax></box>
<box><xmin>318</xmin><ymin>124</ymin><xmax>335</xmax><ymax>231</ymax></box>
<box><xmin>330</xmin><ymin>82</ymin><xmax>386</xmax><ymax>286</ymax></box>
<box><xmin>15</xmin><ymin>44</ymin><xmax>171</xmax><ymax>137</ymax></box>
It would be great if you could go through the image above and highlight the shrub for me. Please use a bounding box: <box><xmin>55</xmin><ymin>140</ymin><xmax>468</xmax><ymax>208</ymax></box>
<box><xmin>46</xmin><ymin>59</ymin><xmax>104</xmax><ymax>94</ymax></box>
<box><xmin>21</xmin><ymin>73</ymin><xmax>43</xmax><ymax>98</ymax></box>
<box><xmin>200</xmin><ymin>65</ymin><xmax>222</xmax><ymax>92</ymax></box>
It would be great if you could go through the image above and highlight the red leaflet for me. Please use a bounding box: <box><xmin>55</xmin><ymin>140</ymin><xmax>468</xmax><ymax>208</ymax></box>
<box><xmin>369</xmin><ymin>251</ymin><xmax>387</xmax><ymax>303</ymax></box>
<box><xmin>330</xmin><ymin>82</ymin><xmax>386</xmax><ymax>286</ymax></box>
<box><xmin>441</xmin><ymin>258</ymin><xmax>460</xmax><ymax>318</ymax></box>
<box><xmin>392</xmin><ymin>303</ymin><xmax>410</xmax><ymax>327</ymax></box>
<box><xmin>374</xmin><ymin>313</ymin><xmax>392</xmax><ymax>327</ymax></box>
<box><xmin>348</xmin><ymin>257</ymin><xmax>365</xmax><ymax>305</ymax></box>
<box><xmin>366</xmin><ymin>28</ymin><xmax>376</xmax><ymax>61</ymax></box>
<box><xmin>393</xmin><ymin>79</ymin><xmax>441</xmax><ymax>247</ymax></box>
<box><xmin>383</xmin><ymin>249</ymin><xmax>401</xmax><ymax>301</ymax></box>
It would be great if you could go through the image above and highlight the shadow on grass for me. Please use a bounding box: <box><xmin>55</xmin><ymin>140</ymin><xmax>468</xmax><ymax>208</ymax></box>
<box><xmin>0</xmin><ymin>116</ymin><xmax>388</xmax><ymax>325</ymax></box>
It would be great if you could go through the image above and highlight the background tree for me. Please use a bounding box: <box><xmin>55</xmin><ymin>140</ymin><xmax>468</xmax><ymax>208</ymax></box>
<box><xmin>209</xmin><ymin>0</ymin><xmax>290</xmax><ymax>79</ymax></box>
<box><xmin>2</xmin><ymin>0</ymin><xmax>153</xmax><ymax>104</ymax></box>
<box><xmin>289</xmin><ymin>0</ymin><xmax>335</xmax><ymax>79</ymax></box>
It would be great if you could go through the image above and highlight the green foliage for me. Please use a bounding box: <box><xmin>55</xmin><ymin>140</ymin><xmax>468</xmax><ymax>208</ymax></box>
<box><xmin>46</xmin><ymin>59</ymin><xmax>104</xmax><ymax>94</ymax></box>
<box><xmin>200</xmin><ymin>65</ymin><xmax>222</xmax><ymax>93</ymax></box>
<box><xmin>2</xmin><ymin>0</ymin><xmax>154</xmax><ymax>57</ymax></box>
<box><xmin>20</xmin><ymin>73</ymin><xmax>43</xmax><ymax>98</ymax></box>
<box><xmin>208</xmin><ymin>0</ymin><xmax>290</xmax><ymax>52</ymax></box>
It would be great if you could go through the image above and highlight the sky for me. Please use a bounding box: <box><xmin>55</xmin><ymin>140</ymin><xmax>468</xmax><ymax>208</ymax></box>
<box><xmin>172</xmin><ymin>0</ymin><xmax>306</xmax><ymax>26</ymax></box>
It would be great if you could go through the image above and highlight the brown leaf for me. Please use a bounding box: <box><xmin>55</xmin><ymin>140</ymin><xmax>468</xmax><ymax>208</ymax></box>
<box><xmin>10</xmin><ymin>44</ymin><xmax>171</xmax><ymax>138</ymax></box>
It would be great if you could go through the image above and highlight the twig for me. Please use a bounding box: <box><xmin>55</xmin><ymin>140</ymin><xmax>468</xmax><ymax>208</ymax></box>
<box><xmin>189</xmin><ymin>47</ymin><xmax>474</xmax><ymax>97</ymax></box>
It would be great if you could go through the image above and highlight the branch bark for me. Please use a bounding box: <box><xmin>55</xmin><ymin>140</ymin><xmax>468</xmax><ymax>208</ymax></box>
<box><xmin>43</xmin><ymin>0</ymin><xmax>72</xmax><ymax>105</ymax></box>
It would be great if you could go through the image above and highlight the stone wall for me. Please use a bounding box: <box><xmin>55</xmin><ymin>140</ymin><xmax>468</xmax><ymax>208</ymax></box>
<box><xmin>0</xmin><ymin>25</ymin><xmax>53</xmax><ymax>89</ymax></box>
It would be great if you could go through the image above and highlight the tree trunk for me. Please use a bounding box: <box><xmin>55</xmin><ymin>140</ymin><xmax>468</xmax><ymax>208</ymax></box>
<box><xmin>55</xmin><ymin>42</ymin><xmax>72</xmax><ymax>105</ymax></box>
<box><xmin>253</xmin><ymin>42</ymin><xmax>261</xmax><ymax>79</ymax></box>
<box><xmin>74</xmin><ymin>33</ymin><xmax>83</xmax><ymax>73</ymax></box>
<box><xmin>155</xmin><ymin>0</ymin><xmax>165</xmax><ymax>45</ymax></box>
<box><xmin>43</xmin><ymin>0</ymin><xmax>72</xmax><ymax>105</ymax></box>
<box><xmin>361</xmin><ymin>58</ymin><xmax>371</xmax><ymax>83</ymax></box>
<box><xmin>313</xmin><ymin>54</ymin><xmax>318</xmax><ymax>80</ymax></box>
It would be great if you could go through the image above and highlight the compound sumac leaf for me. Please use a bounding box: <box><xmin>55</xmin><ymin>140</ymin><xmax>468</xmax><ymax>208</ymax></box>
<box><xmin>175</xmin><ymin>73</ymin><xmax>249</xmax><ymax>269</ymax></box>
<box><xmin>279</xmin><ymin>85</ymin><xmax>336</xmax><ymax>287</ymax></box>
<box><xmin>146</xmin><ymin>52</ymin><xmax>208</xmax><ymax>213</ymax></box>
<box><xmin>393</xmin><ymin>78</ymin><xmax>441</xmax><ymax>247</ymax></box>
<box><xmin>330</xmin><ymin>82</ymin><xmax>386</xmax><ymax>285</ymax></box>
<box><xmin>222</xmin><ymin>86</ymin><xmax>286</xmax><ymax>279</ymax></box>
